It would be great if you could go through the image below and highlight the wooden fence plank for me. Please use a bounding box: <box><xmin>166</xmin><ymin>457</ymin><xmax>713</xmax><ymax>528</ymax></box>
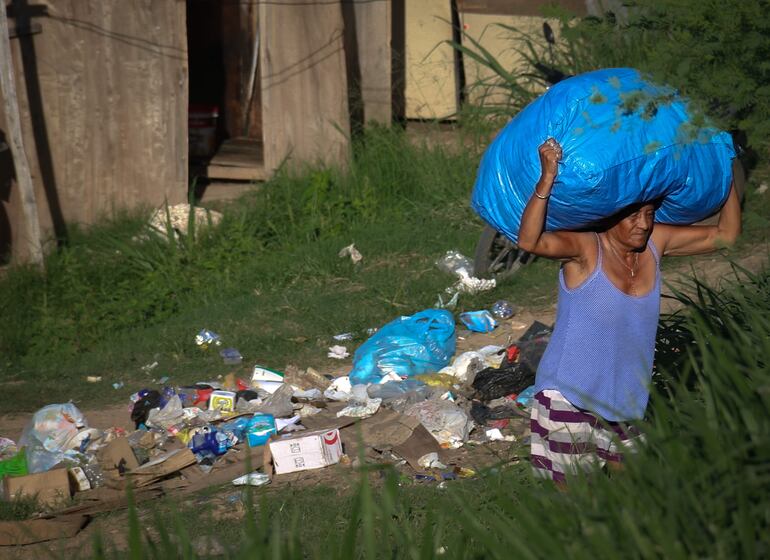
<box><xmin>259</xmin><ymin>0</ymin><xmax>350</xmax><ymax>173</ymax></box>
<box><xmin>0</xmin><ymin>3</ymin><xmax>42</xmax><ymax>265</ymax></box>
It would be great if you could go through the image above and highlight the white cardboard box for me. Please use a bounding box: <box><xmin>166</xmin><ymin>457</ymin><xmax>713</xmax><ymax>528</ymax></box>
<box><xmin>269</xmin><ymin>428</ymin><xmax>343</xmax><ymax>474</ymax></box>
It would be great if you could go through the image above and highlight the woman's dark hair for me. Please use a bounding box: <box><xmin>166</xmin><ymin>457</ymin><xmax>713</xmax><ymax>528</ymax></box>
<box><xmin>588</xmin><ymin>198</ymin><xmax>663</xmax><ymax>232</ymax></box>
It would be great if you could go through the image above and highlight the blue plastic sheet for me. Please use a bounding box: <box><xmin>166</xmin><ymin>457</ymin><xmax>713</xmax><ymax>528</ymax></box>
<box><xmin>472</xmin><ymin>68</ymin><xmax>735</xmax><ymax>243</ymax></box>
<box><xmin>349</xmin><ymin>310</ymin><xmax>456</xmax><ymax>385</ymax></box>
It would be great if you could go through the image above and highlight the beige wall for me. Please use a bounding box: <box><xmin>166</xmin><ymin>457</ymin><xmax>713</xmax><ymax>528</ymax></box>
<box><xmin>259</xmin><ymin>0</ymin><xmax>351</xmax><ymax>173</ymax></box>
<box><xmin>404</xmin><ymin>0</ymin><xmax>457</xmax><ymax>120</ymax></box>
<box><xmin>460</xmin><ymin>13</ymin><xmax>561</xmax><ymax>107</ymax></box>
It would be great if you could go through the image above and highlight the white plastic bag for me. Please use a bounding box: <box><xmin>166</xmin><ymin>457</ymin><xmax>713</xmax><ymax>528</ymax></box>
<box><xmin>404</xmin><ymin>400</ymin><xmax>473</xmax><ymax>448</ymax></box>
<box><xmin>18</xmin><ymin>403</ymin><xmax>89</xmax><ymax>473</ymax></box>
<box><xmin>146</xmin><ymin>395</ymin><xmax>185</xmax><ymax>430</ymax></box>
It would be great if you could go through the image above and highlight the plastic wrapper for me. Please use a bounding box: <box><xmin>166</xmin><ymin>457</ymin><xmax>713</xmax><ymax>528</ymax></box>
<box><xmin>349</xmin><ymin>310</ymin><xmax>456</xmax><ymax>385</ymax></box>
<box><xmin>146</xmin><ymin>395</ymin><xmax>185</xmax><ymax>430</ymax></box>
<box><xmin>324</xmin><ymin>376</ymin><xmax>353</xmax><ymax>401</ymax></box>
<box><xmin>491</xmin><ymin>300</ymin><xmax>516</xmax><ymax>320</ymax></box>
<box><xmin>404</xmin><ymin>400</ymin><xmax>473</xmax><ymax>448</ymax></box>
<box><xmin>472</xmin><ymin>68</ymin><xmax>735</xmax><ymax>243</ymax></box>
<box><xmin>439</xmin><ymin>351</ymin><xmax>487</xmax><ymax>385</ymax></box>
<box><xmin>255</xmin><ymin>383</ymin><xmax>294</xmax><ymax>418</ymax></box>
<box><xmin>436</xmin><ymin>250</ymin><xmax>473</xmax><ymax>277</ymax></box>
<box><xmin>0</xmin><ymin>437</ymin><xmax>18</xmax><ymax>460</ymax></box>
<box><xmin>459</xmin><ymin>311</ymin><xmax>498</xmax><ymax>333</ymax></box>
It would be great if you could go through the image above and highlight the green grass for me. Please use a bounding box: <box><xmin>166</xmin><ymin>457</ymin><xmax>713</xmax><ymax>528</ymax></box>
<box><xmin>0</xmin><ymin>126</ymin><xmax>561</xmax><ymax>412</ymax></box>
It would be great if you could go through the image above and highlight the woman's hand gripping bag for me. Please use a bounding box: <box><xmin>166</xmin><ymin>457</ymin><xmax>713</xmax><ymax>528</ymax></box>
<box><xmin>472</xmin><ymin>68</ymin><xmax>735</xmax><ymax>242</ymax></box>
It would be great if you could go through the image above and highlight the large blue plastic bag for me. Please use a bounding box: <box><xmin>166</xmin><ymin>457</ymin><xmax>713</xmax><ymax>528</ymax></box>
<box><xmin>349</xmin><ymin>310</ymin><xmax>456</xmax><ymax>385</ymax></box>
<box><xmin>472</xmin><ymin>68</ymin><xmax>735</xmax><ymax>243</ymax></box>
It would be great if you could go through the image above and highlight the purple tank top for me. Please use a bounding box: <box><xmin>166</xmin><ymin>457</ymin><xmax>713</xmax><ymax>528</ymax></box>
<box><xmin>533</xmin><ymin>235</ymin><xmax>661</xmax><ymax>421</ymax></box>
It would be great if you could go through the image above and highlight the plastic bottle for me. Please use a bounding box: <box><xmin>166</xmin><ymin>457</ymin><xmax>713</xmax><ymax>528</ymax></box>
<box><xmin>491</xmin><ymin>300</ymin><xmax>516</xmax><ymax>319</ymax></box>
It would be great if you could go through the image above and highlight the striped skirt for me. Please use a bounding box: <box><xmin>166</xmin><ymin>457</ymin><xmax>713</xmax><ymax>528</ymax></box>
<box><xmin>530</xmin><ymin>389</ymin><xmax>642</xmax><ymax>482</ymax></box>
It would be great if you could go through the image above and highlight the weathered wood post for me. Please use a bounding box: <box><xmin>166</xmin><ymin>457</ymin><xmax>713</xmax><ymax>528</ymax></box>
<box><xmin>0</xmin><ymin>5</ymin><xmax>43</xmax><ymax>266</ymax></box>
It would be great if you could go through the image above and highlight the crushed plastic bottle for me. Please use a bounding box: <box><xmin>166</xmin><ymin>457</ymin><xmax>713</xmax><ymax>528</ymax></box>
<box><xmin>491</xmin><ymin>300</ymin><xmax>516</xmax><ymax>320</ymax></box>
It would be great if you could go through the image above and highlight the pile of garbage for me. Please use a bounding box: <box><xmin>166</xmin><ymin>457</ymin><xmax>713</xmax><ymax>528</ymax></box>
<box><xmin>0</xmin><ymin>256</ymin><xmax>551</xmax><ymax>544</ymax></box>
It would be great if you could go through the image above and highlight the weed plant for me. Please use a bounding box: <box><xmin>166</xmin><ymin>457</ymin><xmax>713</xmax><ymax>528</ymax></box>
<box><xmin>90</xmin><ymin>267</ymin><xmax>769</xmax><ymax>558</ymax></box>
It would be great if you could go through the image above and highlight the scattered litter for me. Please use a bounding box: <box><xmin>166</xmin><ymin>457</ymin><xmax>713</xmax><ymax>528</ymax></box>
<box><xmin>434</xmin><ymin>291</ymin><xmax>460</xmax><ymax>310</ymax></box>
<box><xmin>1</xmin><ymin>307</ymin><xmax>551</xmax><ymax>542</ymax></box>
<box><xmin>141</xmin><ymin>361</ymin><xmax>159</xmax><ymax>372</ymax></box>
<box><xmin>338</xmin><ymin>243</ymin><xmax>363</xmax><ymax>264</ymax></box>
<box><xmin>485</xmin><ymin>428</ymin><xmax>516</xmax><ymax>442</ymax></box>
<box><xmin>143</xmin><ymin>203</ymin><xmax>223</xmax><ymax>242</ymax></box>
<box><xmin>251</xmin><ymin>366</ymin><xmax>285</xmax><ymax>394</ymax></box>
<box><xmin>333</xmin><ymin>332</ymin><xmax>354</xmax><ymax>341</ymax></box>
<box><xmin>232</xmin><ymin>472</ymin><xmax>271</xmax><ymax>487</ymax></box>
<box><xmin>195</xmin><ymin>329</ymin><xmax>222</xmax><ymax>349</ymax></box>
<box><xmin>491</xmin><ymin>300</ymin><xmax>516</xmax><ymax>319</ymax></box>
<box><xmin>404</xmin><ymin>399</ymin><xmax>473</xmax><ymax>448</ymax></box>
<box><xmin>459</xmin><ymin>310</ymin><xmax>498</xmax><ymax>333</ymax></box>
<box><xmin>757</xmin><ymin>182</ymin><xmax>768</xmax><ymax>195</ymax></box>
<box><xmin>86</xmin><ymin>376</ymin><xmax>102</xmax><ymax>383</ymax></box>
<box><xmin>220</xmin><ymin>348</ymin><xmax>243</xmax><ymax>365</ymax></box>
<box><xmin>112</xmin><ymin>382</ymin><xmax>124</xmax><ymax>390</ymax></box>
<box><xmin>327</xmin><ymin>345</ymin><xmax>350</xmax><ymax>359</ymax></box>
<box><xmin>324</xmin><ymin>376</ymin><xmax>353</xmax><ymax>401</ymax></box>
<box><xmin>418</xmin><ymin>452</ymin><xmax>447</xmax><ymax>470</ymax></box>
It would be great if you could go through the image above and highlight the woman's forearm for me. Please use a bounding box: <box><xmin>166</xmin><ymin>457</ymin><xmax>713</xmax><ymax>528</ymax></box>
<box><xmin>518</xmin><ymin>174</ymin><xmax>555</xmax><ymax>252</ymax></box>
<box><xmin>715</xmin><ymin>182</ymin><xmax>741</xmax><ymax>247</ymax></box>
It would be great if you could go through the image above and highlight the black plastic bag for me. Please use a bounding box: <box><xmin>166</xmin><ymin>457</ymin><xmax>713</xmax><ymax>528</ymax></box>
<box><xmin>472</xmin><ymin>362</ymin><xmax>535</xmax><ymax>401</ymax></box>
<box><xmin>130</xmin><ymin>390</ymin><xmax>162</xmax><ymax>428</ymax></box>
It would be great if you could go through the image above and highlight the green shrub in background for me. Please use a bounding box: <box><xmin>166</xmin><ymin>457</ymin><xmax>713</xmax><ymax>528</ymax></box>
<box><xmin>456</xmin><ymin>0</ymin><xmax>770</xmax><ymax>152</ymax></box>
<box><xmin>554</xmin><ymin>0</ymin><xmax>770</xmax><ymax>152</ymax></box>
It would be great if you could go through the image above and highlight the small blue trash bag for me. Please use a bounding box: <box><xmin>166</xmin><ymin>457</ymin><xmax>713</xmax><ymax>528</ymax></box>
<box><xmin>459</xmin><ymin>310</ymin><xmax>498</xmax><ymax>333</ymax></box>
<box><xmin>472</xmin><ymin>68</ymin><xmax>735</xmax><ymax>243</ymax></box>
<box><xmin>349</xmin><ymin>310</ymin><xmax>456</xmax><ymax>385</ymax></box>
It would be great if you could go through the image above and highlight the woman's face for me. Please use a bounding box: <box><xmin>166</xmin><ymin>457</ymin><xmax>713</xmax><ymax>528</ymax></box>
<box><xmin>611</xmin><ymin>203</ymin><xmax>655</xmax><ymax>249</ymax></box>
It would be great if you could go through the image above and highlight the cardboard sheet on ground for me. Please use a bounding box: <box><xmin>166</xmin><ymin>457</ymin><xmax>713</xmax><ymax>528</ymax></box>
<box><xmin>0</xmin><ymin>514</ymin><xmax>89</xmax><ymax>546</ymax></box>
<box><xmin>2</xmin><ymin>468</ymin><xmax>71</xmax><ymax>507</ymax></box>
<box><xmin>339</xmin><ymin>408</ymin><xmax>443</xmax><ymax>469</ymax></box>
<box><xmin>58</xmin><ymin>486</ymin><xmax>164</xmax><ymax>516</ymax></box>
<box><xmin>127</xmin><ymin>448</ymin><xmax>196</xmax><ymax>487</ymax></box>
